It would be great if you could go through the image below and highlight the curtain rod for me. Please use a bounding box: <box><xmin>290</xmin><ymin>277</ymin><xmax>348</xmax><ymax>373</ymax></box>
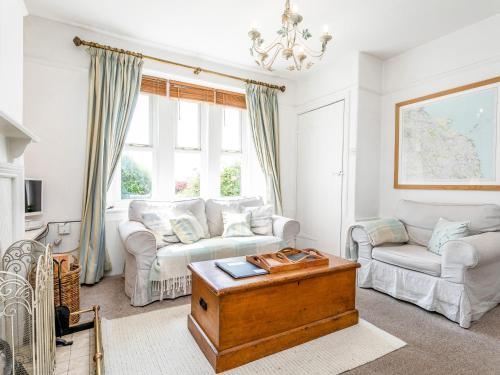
<box><xmin>72</xmin><ymin>36</ymin><xmax>286</xmax><ymax>93</ymax></box>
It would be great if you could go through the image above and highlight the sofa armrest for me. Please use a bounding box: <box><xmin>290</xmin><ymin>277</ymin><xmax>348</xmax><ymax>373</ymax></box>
<box><xmin>118</xmin><ymin>221</ymin><xmax>157</xmax><ymax>270</ymax></box>
<box><xmin>441</xmin><ymin>232</ymin><xmax>500</xmax><ymax>283</ymax></box>
<box><xmin>272</xmin><ymin>215</ymin><xmax>300</xmax><ymax>246</ymax></box>
<box><xmin>351</xmin><ymin>227</ymin><xmax>373</xmax><ymax>259</ymax></box>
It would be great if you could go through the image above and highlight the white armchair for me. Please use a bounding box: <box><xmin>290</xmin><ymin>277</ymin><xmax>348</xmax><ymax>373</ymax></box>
<box><xmin>352</xmin><ymin>200</ymin><xmax>500</xmax><ymax>328</ymax></box>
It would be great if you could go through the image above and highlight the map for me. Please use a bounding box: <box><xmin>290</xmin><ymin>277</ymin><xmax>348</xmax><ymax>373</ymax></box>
<box><xmin>400</xmin><ymin>87</ymin><xmax>498</xmax><ymax>183</ymax></box>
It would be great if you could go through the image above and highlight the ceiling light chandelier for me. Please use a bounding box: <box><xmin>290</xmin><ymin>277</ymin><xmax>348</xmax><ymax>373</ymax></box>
<box><xmin>248</xmin><ymin>0</ymin><xmax>332</xmax><ymax>71</ymax></box>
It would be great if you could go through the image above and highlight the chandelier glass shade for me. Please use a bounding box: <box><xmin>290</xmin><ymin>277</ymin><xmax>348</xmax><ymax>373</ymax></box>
<box><xmin>248</xmin><ymin>0</ymin><xmax>332</xmax><ymax>71</ymax></box>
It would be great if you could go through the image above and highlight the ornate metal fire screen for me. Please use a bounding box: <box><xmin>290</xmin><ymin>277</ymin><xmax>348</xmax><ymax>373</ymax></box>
<box><xmin>0</xmin><ymin>240</ymin><xmax>55</xmax><ymax>374</ymax></box>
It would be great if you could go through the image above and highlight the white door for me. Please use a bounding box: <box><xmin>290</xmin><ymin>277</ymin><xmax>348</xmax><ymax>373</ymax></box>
<box><xmin>296</xmin><ymin>100</ymin><xmax>345</xmax><ymax>254</ymax></box>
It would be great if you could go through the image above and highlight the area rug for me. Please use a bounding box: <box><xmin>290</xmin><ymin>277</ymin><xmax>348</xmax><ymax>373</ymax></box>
<box><xmin>102</xmin><ymin>304</ymin><xmax>406</xmax><ymax>374</ymax></box>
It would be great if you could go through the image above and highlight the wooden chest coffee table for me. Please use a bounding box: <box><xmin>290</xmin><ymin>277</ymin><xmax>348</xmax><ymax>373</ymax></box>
<box><xmin>187</xmin><ymin>254</ymin><xmax>360</xmax><ymax>373</ymax></box>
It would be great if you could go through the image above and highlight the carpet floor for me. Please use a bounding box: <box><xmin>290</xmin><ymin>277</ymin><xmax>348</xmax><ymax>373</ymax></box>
<box><xmin>82</xmin><ymin>277</ymin><xmax>500</xmax><ymax>375</ymax></box>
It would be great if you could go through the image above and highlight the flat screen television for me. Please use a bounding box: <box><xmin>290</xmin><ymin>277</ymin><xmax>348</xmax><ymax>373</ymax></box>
<box><xmin>25</xmin><ymin>179</ymin><xmax>42</xmax><ymax>216</ymax></box>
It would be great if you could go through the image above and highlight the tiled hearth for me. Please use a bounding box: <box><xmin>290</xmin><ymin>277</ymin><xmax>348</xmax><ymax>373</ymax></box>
<box><xmin>55</xmin><ymin>329</ymin><xmax>95</xmax><ymax>375</ymax></box>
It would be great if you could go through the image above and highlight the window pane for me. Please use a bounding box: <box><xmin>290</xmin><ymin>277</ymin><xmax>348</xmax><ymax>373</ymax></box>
<box><xmin>177</xmin><ymin>101</ymin><xmax>201</xmax><ymax>149</ymax></box>
<box><xmin>121</xmin><ymin>149</ymin><xmax>153</xmax><ymax>199</ymax></box>
<box><xmin>126</xmin><ymin>94</ymin><xmax>150</xmax><ymax>145</ymax></box>
<box><xmin>175</xmin><ymin>152</ymin><xmax>201</xmax><ymax>197</ymax></box>
<box><xmin>222</xmin><ymin>108</ymin><xmax>242</xmax><ymax>152</ymax></box>
<box><xmin>220</xmin><ymin>154</ymin><xmax>241</xmax><ymax>197</ymax></box>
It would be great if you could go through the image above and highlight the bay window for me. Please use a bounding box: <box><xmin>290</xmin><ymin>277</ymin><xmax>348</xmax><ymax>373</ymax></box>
<box><xmin>108</xmin><ymin>76</ymin><xmax>264</xmax><ymax>205</ymax></box>
<box><xmin>120</xmin><ymin>94</ymin><xmax>154</xmax><ymax>200</ymax></box>
<box><xmin>220</xmin><ymin>107</ymin><xmax>243</xmax><ymax>197</ymax></box>
<box><xmin>175</xmin><ymin>100</ymin><xmax>202</xmax><ymax>197</ymax></box>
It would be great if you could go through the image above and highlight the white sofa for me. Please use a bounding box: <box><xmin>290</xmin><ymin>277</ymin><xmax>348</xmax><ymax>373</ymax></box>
<box><xmin>352</xmin><ymin>200</ymin><xmax>500</xmax><ymax>328</ymax></box>
<box><xmin>118</xmin><ymin>196</ymin><xmax>300</xmax><ymax>306</ymax></box>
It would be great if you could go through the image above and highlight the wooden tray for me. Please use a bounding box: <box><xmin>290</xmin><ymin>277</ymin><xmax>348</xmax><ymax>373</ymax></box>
<box><xmin>246</xmin><ymin>247</ymin><xmax>329</xmax><ymax>273</ymax></box>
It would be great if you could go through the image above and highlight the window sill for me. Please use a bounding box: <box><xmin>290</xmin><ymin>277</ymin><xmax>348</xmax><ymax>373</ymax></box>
<box><xmin>106</xmin><ymin>201</ymin><xmax>130</xmax><ymax>215</ymax></box>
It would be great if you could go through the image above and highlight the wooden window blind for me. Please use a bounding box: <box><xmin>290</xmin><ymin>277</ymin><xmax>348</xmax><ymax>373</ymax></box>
<box><xmin>140</xmin><ymin>76</ymin><xmax>246</xmax><ymax>109</ymax></box>
<box><xmin>140</xmin><ymin>75</ymin><xmax>167</xmax><ymax>96</ymax></box>
<box><xmin>215</xmin><ymin>90</ymin><xmax>246</xmax><ymax>109</ymax></box>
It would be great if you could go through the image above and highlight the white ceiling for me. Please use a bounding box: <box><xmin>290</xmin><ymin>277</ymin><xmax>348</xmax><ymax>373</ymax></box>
<box><xmin>25</xmin><ymin>0</ymin><xmax>500</xmax><ymax>76</ymax></box>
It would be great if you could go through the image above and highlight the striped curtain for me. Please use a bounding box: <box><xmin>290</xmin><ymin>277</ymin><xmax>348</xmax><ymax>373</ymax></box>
<box><xmin>79</xmin><ymin>47</ymin><xmax>143</xmax><ymax>284</ymax></box>
<box><xmin>245</xmin><ymin>84</ymin><xmax>283</xmax><ymax>215</ymax></box>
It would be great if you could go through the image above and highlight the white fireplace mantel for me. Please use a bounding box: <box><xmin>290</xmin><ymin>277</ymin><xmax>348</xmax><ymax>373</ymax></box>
<box><xmin>0</xmin><ymin>109</ymin><xmax>39</xmax><ymax>160</ymax></box>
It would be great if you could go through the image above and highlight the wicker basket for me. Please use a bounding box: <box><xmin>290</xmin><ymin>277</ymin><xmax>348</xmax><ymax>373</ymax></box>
<box><xmin>53</xmin><ymin>263</ymin><xmax>81</xmax><ymax>325</ymax></box>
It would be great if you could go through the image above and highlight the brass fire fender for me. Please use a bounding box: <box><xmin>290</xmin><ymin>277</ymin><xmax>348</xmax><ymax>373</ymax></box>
<box><xmin>71</xmin><ymin>305</ymin><xmax>103</xmax><ymax>375</ymax></box>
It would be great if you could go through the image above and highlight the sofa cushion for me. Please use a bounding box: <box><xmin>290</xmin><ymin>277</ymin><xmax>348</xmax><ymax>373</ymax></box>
<box><xmin>372</xmin><ymin>244</ymin><xmax>442</xmax><ymax>277</ymax></box>
<box><xmin>395</xmin><ymin>200</ymin><xmax>500</xmax><ymax>246</ymax></box>
<box><xmin>243</xmin><ymin>205</ymin><xmax>274</xmax><ymax>235</ymax></box>
<box><xmin>222</xmin><ymin>212</ymin><xmax>254</xmax><ymax>237</ymax></box>
<box><xmin>205</xmin><ymin>196</ymin><xmax>263</xmax><ymax>237</ymax></box>
<box><xmin>141</xmin><ymin>212</ymin><xmax>180</xmax><ymax>247</ymax></box>
<box><xmin>129</xmin><ymin>198</ymin><xmax>210</xmax><ymax>238</ymax></box>
<box><xmin>170</xmin><ymin>212</ymin><xmax>206</xmax><ymax>244</ymax></box>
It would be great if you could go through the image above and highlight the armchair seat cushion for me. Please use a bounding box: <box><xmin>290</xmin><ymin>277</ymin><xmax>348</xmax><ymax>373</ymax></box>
<box><xmin>372</xmin><ymin>244</ymin><xmax>442</xmax><ymax>277</ymax></box>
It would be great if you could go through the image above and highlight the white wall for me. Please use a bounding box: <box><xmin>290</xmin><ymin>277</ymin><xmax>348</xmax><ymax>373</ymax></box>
<box><xmin>296</xmin><ymin>51</ymin><xmax>383</xmax><ymax>255</ymax></box>
<box><xmin>0</xmin><ymin>0</ymin><xmax>26</xmax><ymax>125</ymax></box>
<box><xmin>296</xmin><ymin>52</ymin><xmax>359</xmax><ymax>233</ymax></box>
<box><xmin>0</xmin><ymin>0</ymin><xmax>28</xmax><ymax>252</ymax></box>
<box><xmin>379</xmin><ymin>14</ymin><xmax>500</xmax><ymax>216</ymax></box>
<box><xmin>355</xmin><ymin>54</ymin><xmax>382</xmax><ymax>220</ymax></box>
<box><xmin>23</xmin><ymin>16</ymin><xmax>298</xmax><ymax>274</ymax></box>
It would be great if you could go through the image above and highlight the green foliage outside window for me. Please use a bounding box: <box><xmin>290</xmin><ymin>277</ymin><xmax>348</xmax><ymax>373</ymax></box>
<box><xmin>220</xmin><ymin>164</ymin><xmax>241</xmax><ymax>197</ymax></box>
<box><xmin>121</xmin><ymin>155</ymin><xmax>151</xmax><ymax>199</ymax></box>
<box><xmin>121</xmin><ymin>157</ymin><xmax>240</xmax><ymax>199</ymax></box>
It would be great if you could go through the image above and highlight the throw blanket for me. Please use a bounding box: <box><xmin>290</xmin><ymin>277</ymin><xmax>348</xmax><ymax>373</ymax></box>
<box><xmin>346</xmin><ymin>218</ymin><xmax>409</xmax><ymax>260</ymax></box>
<box><xmin>149</xmin><ymin>236</ymin><xmax>286</xmax><ymax>300</ymax></box>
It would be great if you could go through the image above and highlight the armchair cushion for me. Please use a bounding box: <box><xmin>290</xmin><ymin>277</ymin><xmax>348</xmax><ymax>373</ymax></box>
<box><xmin>346</xmin><ymin>219</ymin><xmax>408</xmax><ymax>260</ymax></box>
<box><xmin>372</xmin><ymin>244</ymin><xmax>442</xmax><ymax>277</ymax></box>
<box><xmin>427</xmin><ymin>218</ymin><xmax>469</xmax><ymax>255</ymax></box>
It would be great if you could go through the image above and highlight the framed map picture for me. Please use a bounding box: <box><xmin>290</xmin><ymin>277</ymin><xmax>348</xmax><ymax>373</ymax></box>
<box><xmin>394</xmin><ymin>76</ymin><xmax>500</xmax><ymax>190</ymax></box>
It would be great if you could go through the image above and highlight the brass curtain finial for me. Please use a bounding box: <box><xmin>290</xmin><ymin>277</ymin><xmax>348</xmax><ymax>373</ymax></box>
<box><xmin>245</xmin><ymin>79</ymin><xmax>286</xmax><ymax>92</ymax></box>
<box><xmin>72</xmin><ymin>36</ymin><xmax>286</xmax><ymax>93</ymax></box>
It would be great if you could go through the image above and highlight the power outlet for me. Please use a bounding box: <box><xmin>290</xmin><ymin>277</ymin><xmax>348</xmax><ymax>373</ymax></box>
<box><xmin>58</xmin><ymin>223</ymin><xmax>71</xmax><ymax>235</ymax></box>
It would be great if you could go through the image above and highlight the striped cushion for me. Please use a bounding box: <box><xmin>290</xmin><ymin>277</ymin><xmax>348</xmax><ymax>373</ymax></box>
<box><xmin>141</xmin><ymin>212</ymin><xmax>180</xmax><ymax>247</ymax></box>
<box><xmin>243</xmin><ymin>205</ymin><xmax>273</xmax><ymax>235</ymax></box>
<box><xmin>170</xmin><ymin>212</ymin><xmax>205</xmax><ymax>244</ymax></box>
<box><xmin>362</xmin><ymin>218</ymin><xmax>409</xmax><ymax>246</ymax></box>
<box><xmin>427</xmin><ymin>218</ymin><xmax>469</xmax><ymax>255</ymax></box>
<box><xmin>222</xmin><ymin>212</ymin><xmax>254</xmax><ymax>238</ymax></box>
